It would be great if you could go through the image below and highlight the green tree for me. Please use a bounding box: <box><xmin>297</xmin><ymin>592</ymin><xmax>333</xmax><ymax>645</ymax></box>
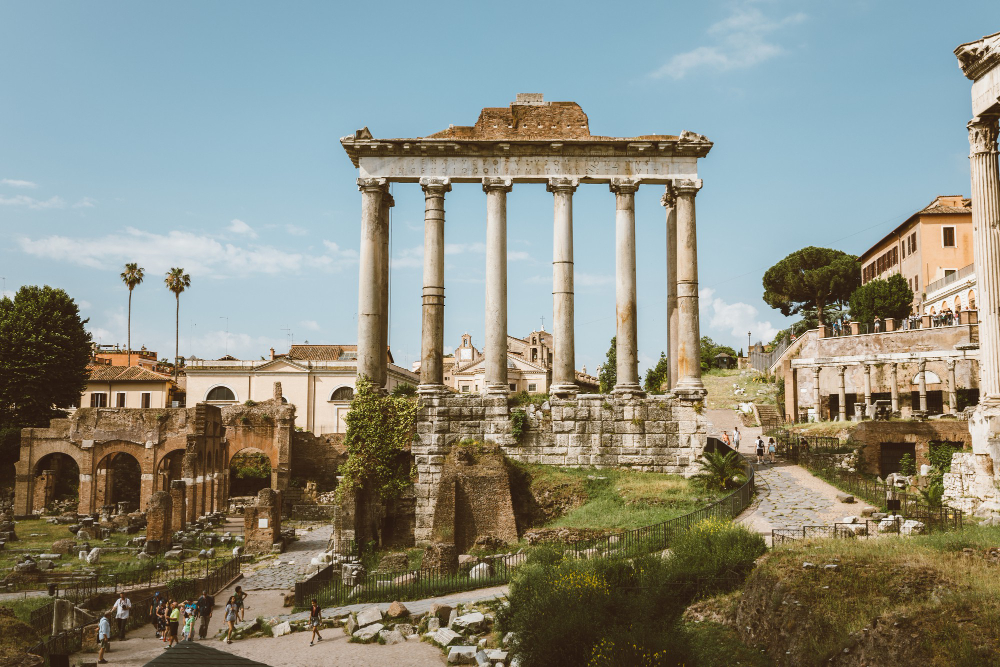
<box><xmin>762</xmin><ymin>246</ymin><xmax>860</xmax><ymax>325</ymax></box>
<box><xmin>700</xmin><ymin>336</ymin><xmax>737</xmax><ymax>372</ymax></box>
<box><xmin>164</xmin><ymin>268</ymin><xmax>191</xmax><ymax>380</ymax></box>
<box><xmin>598</xmin><ymin>336</ymin><xmax>616</xmax><ymax>394</ymax></box>
<box><xmin>337</xmin><ymin>377</ymin><xmax>417</xmax><ymax>545</ymax></box>
<box><xmin>848</xmin><ymin>273</ymin><xmax>914</xmax><ymax>325</ymax></box>
<box><xmin>643</xmin><ymin>352</ymin><xmax>670</xmax><ymax>394</ymax></box>
<box><xmin>693</xmin><ymin>450</ymin><xmax>747</xmax><ymax>491</ymax></box>
<box><xmin>0</xmin><ymin>287</ymin><xmax>92</xmax><ymax>484</ymax></box>
<box><xmin>120</xmin><ymin>262</ymin><xmax>145</xmax><ymax>366</ymax></box>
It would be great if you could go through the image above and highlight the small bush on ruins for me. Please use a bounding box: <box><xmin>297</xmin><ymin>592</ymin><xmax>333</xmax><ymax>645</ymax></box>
<box><xmin>510</xmin><ymin>409</ymin><xmax>528</xmax><ymax>442</ymax></box>
<box><xmin>667</xmin><ymin>519</ymin><xmax>767</xmax><ymax>596</ymax></box>
<box><xmin>898</xmin><ymin>452</ymin><xmax>916</xmax><ymax>477</ymax></box>
<box><xmin>693</xmin><ymin>450</ymin><xmax>747</xmax><ymax>492</ymax></box>
<box><xmin>390</xmin><ymin>382</ymin><xmax>417</xmax><ymax>398</ymax></box>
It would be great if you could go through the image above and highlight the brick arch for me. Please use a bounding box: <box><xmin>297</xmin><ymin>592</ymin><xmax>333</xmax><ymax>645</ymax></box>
<box><xmin>93</xmin><ymin>445</ymin><xmax>147</xmax><ymax>512</ymax></box>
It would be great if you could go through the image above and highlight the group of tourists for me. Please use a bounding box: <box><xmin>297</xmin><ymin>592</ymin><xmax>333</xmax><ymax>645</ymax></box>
<box><xmin>222</xmin><ymin>586</ymin><xmax>249</xmax><ymax>644</ymax></box>
<box><xmin>720</xmin><ymin>426</ymin><xmax>776</xmax><ymax>465</ymax></box>
<box><xmin>150</xmin><ymin>588</ymin><xmax>217</xmax><ymax>648</ymax></box>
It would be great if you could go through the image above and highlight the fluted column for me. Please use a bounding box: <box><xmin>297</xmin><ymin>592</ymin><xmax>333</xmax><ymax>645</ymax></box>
<box><xmin>548</xmin><ymin>177</ymin><xmax>579</xmax><ymax>396</ymax></box>
<box><xmin>968</xmin><ymin>117</ymin><xmax>1000</xmax><ymax>403</ymax></box>
<box><xmin>674</xmin><ymin>179</ymin><xmax>706</xmax><ymax>398</ymax></box>
<box><xmin>418</xmin><ymin>178</ymin><xmax>451</xmax><ymax>395</ymax></box>
<box><xmin>890</xmin><ymin>363</ymin><xmax>900</xmax><ymax>412</ymax></box>
<box><xmin>947</xmin><ymin>359</ymin><xmax>958</xmax><ymax>413</ymax></box>
<box><xmin>812</xmin><ymin>367</ymin><xmax>821</xmax><ymax>418</ymax></box>
<box><xmin>918</xmin><ymin>359</ymin><xmax>928</xmax><ymax>412</ymax></box>
<box><xmin>484</xmin><ymin>178</ymin><xmax>513</xmax><ymax>395</ymax></box>
<box><xmin>357</xmin><ymin>178</ymin><xmax>388</xmax><ymax>386</ymax></box>
<box><xmin>378</xmin><ymin>191</ymin><xmax>394</xmax><ymax>390</ymax></box>
<box><xmin>838</xmin><ymin>366</ymin><xmax>847</xmax><ymax>421</ymax></box>
<box><xmin>610</xmin><ymin>178</ymin><xmax>642</xmax><ymax>395</ymax></box>
<box><xmin>661</xmin><ymin>188</ymin><xmax>679</xmax><ymax>390</ymax></box>
<box><xmin>863</xmin><ymin>364</ymin><xmax>872</xmax><ymax>406</ymax></box>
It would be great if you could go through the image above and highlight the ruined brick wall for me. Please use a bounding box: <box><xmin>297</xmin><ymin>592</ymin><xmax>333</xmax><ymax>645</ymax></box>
<box><xmin>290</xmin><ymin>432</ymin><xmax>346</xmax><ymax>491</ymax></box>
<box><xmin>243</xmin><ymin>488</ymin><xmax>282</xmax><ymax>554</ymax></box>
<box><xmin>851</xmin><ymin>420</ymin><xmax>971</xmax><ymax>474</ymax></box>
<box><xmin>221</xmin><ymin>399</ymin><xmax>295</xmax><ymax>493</ymax></box>
<box><xmin>145</xmin><ymin>491</ymin><xmax>172</xmax><ymax>551</ymax></box>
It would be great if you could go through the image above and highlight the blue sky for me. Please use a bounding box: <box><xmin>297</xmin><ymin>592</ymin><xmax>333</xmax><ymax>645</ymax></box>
<box><xmin>2</xmin><ymin>1</ymin><xmax>998</xmax><ymax>376</ymax></box>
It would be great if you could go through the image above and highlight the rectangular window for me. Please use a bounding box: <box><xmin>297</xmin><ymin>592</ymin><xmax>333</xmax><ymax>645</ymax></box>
<box><xmin>141</xmin><ymin>392</ymin><xmax>152</xmax><ymax>408</ymax></box>
<box><xmin>509</xmin><ymin>384</ymin><xmax>516</xmax><ymax>392</ymax></box>
<box><xmin>528</xmin><ymin>383</ymin><xmax>537</xmax><ymax>392</ymax></box>
<box><xmin>115</xmin><ymin>392</ymin><xmax>126</xmax><ymax>407</ymax></box>
<box><xmin>90</xmin><ymin>392</ymin><xmax>107</xmax><ymax>408</ymax></box>
<box><xmin>943</xmin><ymin>226</ymin><xmax>956</xmax><ymax>247</ymax></box>
<box><xmin>910</xmin><ymin>232</ymin><xmax>916</xmax><ymax>253</ymax></box>
<box><xmin>915</xmin><ymin>275</ymin><xmax>919</xmax><ymax>291</ymax></box>
<box><xmin>461</xmin><ymin>385</ymin><xmax>470</xmax><ymax>393</ymax></box>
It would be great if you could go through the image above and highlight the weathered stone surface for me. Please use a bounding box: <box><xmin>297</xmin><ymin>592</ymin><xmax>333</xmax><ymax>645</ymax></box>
<box><xmin>395</xmin><ymin>623</ymin><xmax>415</xmax><ymax>637</ymax></box>
<box><xmin>427</xmin><ymin>617</ymin><xmax>441</xmax><ymax>632</ymax></box>
<box><xmin>901</xmin><ymin>519</ymin><xmax>925</xmax><ymax>535</ymax></box>
<box><xmin>355</xmin><ymin>606</ymin><xmax>382</xmax><ymax>627</ymax></box>
<box><xmin>345</xmin><ymin>615</ymin><xmax>358</xmax><ymax>635</ymax></box>
<box><xmin>353</xmin><ymin>622</ymin><xmax>383</xmax><ymax>641</ymax></box>
<box><xmin>85</xmin><ymin>547</ymin><xmax>100</xmax><ymax>564</ymax></box>
<box><xmin>378</xmin><ymin>552</ymin><xmax>410</xmax><ymax>571</ymax></box>
<box><xmin>386</xmin><ymin>601</ymin><xmax>409</xmax><ymax>618</ymax></box>
<box><xmin>447</xmin><ymin>645</ymin><xmax>477</xmax><ymax>664</ymax></box>
<box><xmin>429</xmin><ymin>603</ymin><xmax>452</xmax><ymax>623</ymax></box>
<box><xmin>433</xmin><ymin>627</ymin><xmax>462</xmax><ymax>647</ymax></box>
<box><xmin>380</xmin><ymin>629</ymin><xmax>405</xmax><ymax>645</ymax></box>
<box><xmin>452</xmin><ymin>612</ymin><xmax>486</xmax><ymax>632</ymax></box>
<box><xmin>271</xmin><ymin>621</ymin><xmax>291</xmax><ymax>637</ymax></box>
<box><xmin>469</xmin><ymin>563</ymin><xmax>492</xmax><ymax>580</ymax></box>
<box><xmin>51</xmin><ymin>539</ymin><xmax>75</xmax><ymax>554</ymax></box>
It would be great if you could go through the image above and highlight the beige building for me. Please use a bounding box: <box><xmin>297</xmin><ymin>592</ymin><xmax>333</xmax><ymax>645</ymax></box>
<box><xmin>184</xmin><ymin>345</ymin><xmax>418</xmax><ymax>434</ymax></box>
<box><xmin>422</xmin><ymin>330</ymin><xmax>598</xmax><ymax>394</ymax></box>
<box><xmin>82</xmin><ymin>364</ymin><xmax>175</xmax><ymax>409</ymax></box>
<box><xmin>859</xmin><ymin>195</ymin><xmax>974</xmax><ymax>315</ymax></box>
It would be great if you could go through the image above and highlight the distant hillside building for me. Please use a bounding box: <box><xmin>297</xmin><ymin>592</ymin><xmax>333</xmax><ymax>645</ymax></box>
<box><xmin>184</xmin><ymin>345</ymin><xmax>419</xmax><ymax>434</ymax></box>
<box><xmin>92</xmin><ymin>343</ymin><xmax>159</xmax><ymax>370</ymax></box>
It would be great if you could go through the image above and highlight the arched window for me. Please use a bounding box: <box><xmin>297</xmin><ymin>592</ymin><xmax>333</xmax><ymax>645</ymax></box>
<box><xmin>330</xmin><ymin>387</ymin><xmax>354</xmax><ymax>401</ymax></box>
<box><xmin>206</xmin><ymin>386</ymin><xmax>236</xmax><ymax>402</ymax></box>
<box><xmin>970</xmin><ymin>290</ymin><xmax>977</xmax><ymax>310</ymax></box>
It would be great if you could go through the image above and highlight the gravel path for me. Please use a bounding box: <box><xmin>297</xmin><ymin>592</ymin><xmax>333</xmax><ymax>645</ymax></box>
<box><xmin>241</xmin><ymin>524</ymin><xmax>332</xmax><ymax>590</ymax></box>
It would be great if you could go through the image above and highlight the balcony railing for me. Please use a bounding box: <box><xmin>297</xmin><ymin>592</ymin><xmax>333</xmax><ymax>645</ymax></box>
<box><xmin>925</xmin><ymin>263</ymin><xmax>975</xmax><ymax>296</ymax></box>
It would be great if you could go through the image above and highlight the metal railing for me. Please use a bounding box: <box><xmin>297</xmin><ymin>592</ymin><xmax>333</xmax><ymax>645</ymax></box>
<box><xmin>299</xmin><ymin>441</ymin><xmax>756</xmax><ymax>609</ymax></box>
<box><xmin>925</xmin><ymin>263</ymin><xmax>975</xmax><ymax>295</ymax></box>
<box><xmin>772</xmin><ymin>514</ymin><xmax>958</xmax><ymax>546</ymax></box>
<box><xmin>749</xmin><ymin>338</ymin><xmax>790</xmax><ymax>373</ymax></box>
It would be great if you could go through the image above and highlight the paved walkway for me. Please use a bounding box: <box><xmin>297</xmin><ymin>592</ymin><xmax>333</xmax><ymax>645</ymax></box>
<box><xmin>279</xmin><ymin>584</ymin><xmax>508</xmax><ymax>624</ymax></box>
<box><xmin>241</xmin><ymin>524</ymin><xmax>332</xmax><ymax>590</ymax></box>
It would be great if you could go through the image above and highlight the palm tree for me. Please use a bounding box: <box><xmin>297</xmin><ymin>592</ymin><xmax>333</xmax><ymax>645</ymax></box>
<box><xmin>164</xmin><ymin>268</ymin><xmax>191</xmax><ymax>380</ymax></box>
<box><xmin>693</xmin><ymin>450</ymin><xmax>748</xmax><ymax>492</ymax></box>
<box><xmin>120</xmin><ymin>263</ymin><xmax>145</xmax><ymax>367</ymax></box>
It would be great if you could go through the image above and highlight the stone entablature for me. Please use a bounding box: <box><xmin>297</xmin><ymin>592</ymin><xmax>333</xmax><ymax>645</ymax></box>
<box><xmin>410</xmin><ymin>394</ymin><xmax>706</xmax><ymax>544</ymax></box>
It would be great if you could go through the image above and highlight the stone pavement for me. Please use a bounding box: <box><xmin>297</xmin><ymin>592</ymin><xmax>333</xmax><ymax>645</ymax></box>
<box><xmin>241</xmin><ymin>524</ymin><xmax>332</xmax><ymax>590</ymax></box>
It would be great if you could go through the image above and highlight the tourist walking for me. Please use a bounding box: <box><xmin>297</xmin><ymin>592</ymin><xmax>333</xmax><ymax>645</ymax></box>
<box><xmin>234</xmin><ymin>585</ymin><xmax>248</xmax><ymax>622</ymax></box>
<box><xmin>755</xmin><ymin>437</ymin><xmax>765</xmax><ymax>465</ymax></box>
<box><xmin>110</xmin><ymin>592</ymin><xmax>131</xmax><ymax>641</ymax></box>
<box><xmin>196</xmin><ymin>589</ymin><xmax>214</xmax><ymax>640</ymax></box>
<box><xmin>721</xmin><ymin>431</ymin><xmax>731</xmax><ymax>447</ymax></box>
<box><xmin>308</xmin><ymin>599</ymin><xmax>323</xmax><ymax>646</ymax></box>
<box><xmin>224</xmin><ymin>595</ymin><xmax>238</xmax><ymax>644</ymax></box>
<box><xmin>183</xmin><ymin>604</ymin><xmax>195</xmax><ymax>642</ymax></box>
<box><xmin>732</xmin><ymin>426</ymin><xmax>741</xmax><ymax>451</ymax></box>
<box><xmin>768</xmin><ymin>437</ymin><xmax>777</xmax><ymax>463</ymax></box>
<box><xmin>97</xmin><ymin>612</ymin><xmax>112</xmax><ymax>664</ymax></box>
<box><xmin>149</xmin><ymin>592</ymin><xmax>162</xmax><ymax>638</ymax></box>
<box><xmin>155</xmin><ymin>599</ymin><xmax>167</xmax><ymax>642</ymax></box>
<box><xmin>166</xmin><ymin>601</ymin><xmax>180</xmax><ymax>648</ymax></box>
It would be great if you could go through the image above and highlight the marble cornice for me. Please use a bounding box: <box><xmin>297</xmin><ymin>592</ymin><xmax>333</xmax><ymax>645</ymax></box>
<box><xmin>956</xmin><ymin>31</ymin><xmax>1000</xmax><ymax>81</ymax></box>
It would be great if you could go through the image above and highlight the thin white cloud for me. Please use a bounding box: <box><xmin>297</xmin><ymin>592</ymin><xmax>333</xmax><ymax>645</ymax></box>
<box><xmin>650</xmin><ymin>4</ymin><xmax>806</xmax><ymax>79</ymax></box>
<box><xmin>300</xmin><ymin>319</ymin><xmax>320</xmax><ymax>331</ymax></box>
<box><xmin>285</xmin><ymin>224</ymin><xmax>308</xmax><ymax>236</ymax></box>
<box><xmin>445</xmin><ymin>242</ymin><xmax>487</xmax><ymax>255</ymax></box>
<box><xmin>0</xmin><ymin>194</ymin><xmax>66</xmax><ymax>209</ymax></box>
<box><xmin>18</xmin><ymin>227</ymin><xmax>358</xmax><ymax>277</ymax></box>
<box><xmin>73</xmin><ymin>197</ymin><xmax>97</xmax><ymax>208</ymax></box>
<box><xmin>78</xmin><ymin>299</ymin><xmax>92</xmax><ymax>310</ymax></box>
<box><xmin>228</xmin><ymin>218</ymin><xmax>257</xmax><ymax>238</ymax></box>
<box><xmin>2</xmin><ymin>179</ymin><xmax>38</xmax><ymax>189</ymax></box>
<box><xmin>700</xmin><ymin>287</ymin><xmax>779</xmax><ymax>343</ymax></box>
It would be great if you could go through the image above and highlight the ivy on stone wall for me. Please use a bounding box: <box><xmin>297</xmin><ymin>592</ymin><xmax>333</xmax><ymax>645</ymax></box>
<box><xmin>336</xmin><ymin>377</ymin><xmax>417</xmax><ymax>504</ymax></box>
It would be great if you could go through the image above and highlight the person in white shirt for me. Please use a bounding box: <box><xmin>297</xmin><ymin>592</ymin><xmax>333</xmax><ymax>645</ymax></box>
<box><xmin>98</xmin><ymin>612</ymin><xmax>112</xmax><ymax>664</ymax></box>
<box><xmin>110</xmin><ymin>593</ymin><xmax>131</xmax><ymax>641</ymax></box>
<box><xmin>732</xmin><ymin>427</ymin><xmax>741</xmax><ymax>451</ymax></box>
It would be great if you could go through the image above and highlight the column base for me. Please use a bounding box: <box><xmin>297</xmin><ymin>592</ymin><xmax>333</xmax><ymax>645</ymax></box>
<box><xmin>673</xmin><ymin>386</ymin><xmax>707</xmax><ymax>401</ymax></box>
<box><xmin>549</xmin><ymin>383</ymin><xmax>579</xmax><ymax>398</ymax></box>
<box><xmin>485</xmin><ymin>382</ymin><xmax>509</xmax><ymax>396</ymax></box>
<box><xmin>612</xmin><ymin>383</ymin><xmax>645</xmax><ymax>398</ymax></box>
<box><xmin>417</xmin><ymin>384</ymin><xmax>451</xmax><ymax>397</ymax></box>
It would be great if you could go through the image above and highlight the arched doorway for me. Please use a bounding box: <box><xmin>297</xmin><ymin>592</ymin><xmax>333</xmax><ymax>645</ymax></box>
<box><xmin>156</xmin><ymin>449</ymin><xmax>185</xmax><ymax>492</ymax></box>
<box><xmin>95</xmin><ymin>452</ymin><xmax>142</xmax><ymax>511</ymax></box>
<box><xmin>32</xmin><ymin>453</ymin><xmax>80</xmax><ymax>512</ymax></box>
<box><xmin>229</xmin><ymin>448</ymin><xmax>272</xmax><ymax>498</ymax></box>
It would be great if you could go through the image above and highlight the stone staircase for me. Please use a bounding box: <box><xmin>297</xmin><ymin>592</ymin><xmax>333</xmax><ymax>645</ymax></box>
<box><xmin>753</xmin><ymin>403</ymin><xmax>782</xmax><ymax>429</ymax></box>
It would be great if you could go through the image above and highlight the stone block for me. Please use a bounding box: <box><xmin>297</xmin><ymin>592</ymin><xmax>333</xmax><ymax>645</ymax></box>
<box><xmin>271</xmin><ymin>621</ymin><xmax>291</xmax><ymax>637</ymax></box>
<box><xmin>447</xmin><ymin>646</ymin><xmax>478</xmax><ymax>664</ymax></box>
<box><xmin>433</xmin><ymin>627</ymin><xmax>462</xmax><ymax>646</ymax></box>
<box><xmin>353</xmin><ymin>622</ymin><xmax>383</xmax><ymax>641</ymax></box>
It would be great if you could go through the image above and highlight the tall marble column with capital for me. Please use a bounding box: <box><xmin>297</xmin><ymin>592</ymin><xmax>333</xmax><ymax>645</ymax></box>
<box><xmin>661</xmin><ymin>188</ymin><xmax>679</xmax><ymax>391</ymax></box>
<box><xmin>610</xmin><ymin>178</ymin><xmax>642</xmax><ymax>395</ymax></box>
<box><xmin>863</xmin><ymin>364</ymin><xmax>872</xmax><ymax>406</ymax></box>
<box><xmin>674</xmin><ymin>179</ymin><xmax>706</xmax><ymax>398</ymax></box>
<box><xmin>549</xmin><ymin>177</ymin><xmax>579</xmax><ymax>396</ymax></box>
<box><xmin>969</xmin><ymin>118</ymin><xmax>1000</xmax><ymax>403</ymax></box>
<box><xmin>418</xmin><ymin>178</ymin><xmax>451</xmax><ymax>395</ymax></box>
<box><xmin>918</xmin><ymin>359</ymin><xmax>928</xmax><ymax>412</ymax></box>
<box><xmin>890</xmin><ymin>363</ymin><xmax>900</xmax><ymax>412</ymax></box>
<box><xmin>947</xmin><ymin>359</ymin><xmax>958</xmax><ymax>413</ymax></box>
<box><xmin>357</xmin><ymin>178</ymin><xmax>389</xmax><ymax>386</ymax></box>
<box><xmin>812</xmin><ymin>367</ymin><xmax>821</xmax><ymax>419</ymax></box>
<box><xmin>378</xmin><ymin>191</ymin><xmax>394</xmax><ymax>390</ymax></box>
<box><xmin>837</xmin><ymin>366</ymin><xmax>847</xmax><ymax>422</ymax></box>
<box><xmin>484</xmin><ymin>178</ymin><xmax>513</xmax><ymax>395</ymax></box>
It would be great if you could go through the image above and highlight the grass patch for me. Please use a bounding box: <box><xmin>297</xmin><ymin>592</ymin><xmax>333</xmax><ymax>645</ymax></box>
<box><xmin>784</xmin><ymin>421</ymin><xmax>859</xmax><ymax>438</ymax></box>
<box><xmin>0</xmin><ymin>518</ymin><xmax>139</xmax><ymax>572</ymax></box>
<box><xmin>680</xmin><ymin>621</ymin><xmax>774</xmax><ymax>666</ymax></box>
<box><xmin>701</xmin><ymin>369</ymin><xmax>776</xmax><ymax>411</ymax></box>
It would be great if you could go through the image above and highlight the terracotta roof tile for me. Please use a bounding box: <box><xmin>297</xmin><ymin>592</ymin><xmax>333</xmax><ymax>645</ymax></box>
<box><xmin>87</xmin><ymin>365</ymin><xmax>172</xmax><ymax>382</ymax></box>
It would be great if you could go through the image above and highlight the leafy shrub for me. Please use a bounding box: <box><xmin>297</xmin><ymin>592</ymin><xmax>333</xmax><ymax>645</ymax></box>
<box><xmin>390</xmin><ymin>382</ymin><xmax>417</xmax><ymax>398</ymax></box>
<box><xmin>898</xmin><ymin>453</ymin><xmax>916</xmax><ymax>476</ymax></box>
<box><xmin>510</xmin><ymin>409</ymin><xmax>528</xmax><ymax>442</ymax></box>
<box><xmin>693</xmin><ymin>450</ymin><xmax>746</xmax><ymax>491</ymax></box>
<box><xmin>666</xmin><ymin>518</ymin><xmax>767</xmax><ymax>595</ymax></box>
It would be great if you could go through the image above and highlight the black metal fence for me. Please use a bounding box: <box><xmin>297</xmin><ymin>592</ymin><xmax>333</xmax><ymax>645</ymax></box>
<box><xmin>771</xmin><ymin>515</ymin><xmax>946</xmax><ymax>546</ymax></box>
<box><xmin>299</xmin><ymin>441</ymin><xmax>757</xmax><ymax>609</ymax></box>
<box><xmin>763</xmin><ymin>428</ymin><xmax>857</xmax><ymax>456</ymax></box>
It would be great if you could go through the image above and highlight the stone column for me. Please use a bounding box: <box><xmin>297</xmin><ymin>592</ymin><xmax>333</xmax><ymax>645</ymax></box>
<box><xmin>863</xmin><ymin>364</ymin><xmax>872</xmax><ymax>406</ymax></box>
<box><xmin>947</xmin><ymin>359</ymin><xmax>958</xmax><ymax>414</ymax></box>
<box><xmin>610</xmin><ymin>178</ymin><xmax>642</xmax><ymax>395</ymax></box>
<box><xmin>673</xmin><ymin>179</ymin><xmax>706</xmax><ymax>398</ymax></box>
<box><xmin>662</xmin><ymin>189</ymin><xmax>679</xmax><ymax>390</ymax></box>
<box><xmin>838</xmin><ymin>366</ymin><xmax>847</xmax><ymax>422</ymax></box>
<box><xmin>549</xmin><ymin>177</ymin><xmax>579</xmax><ymax>396</ymax></box>
<box><xmin>169</xmin><ymin>479</ymin><xmax>186</xmax><ymax>531</ymax></box>
<box><xmin>418</xmin><ymin>178</ymin><xmax>451</xmax><ymax>395</ymax></box>
<box><xmin>483</xmin><ymin>178</ymin><xmax>513</xmax><ymax>395</ymax></box>
<box><xmin>968</xmin><ymin>118</ymin><xmax>1000</xmax><ymax>403</ymax></box>
<box><xmin>890</xmin><ymin>362</ymin><xmax>900</xmax><ymax>412</ymax></box>
<box><xmin>378</xmin><ymin>191</ymin><xmax>394</xmax><ymax>389</ymax></box>
<box><xmin>812</xmin><ymin>367</ymin><xmax>821</xmax><ymax>418</ymax></box>
<box><xmin>357</xmin><ymin>178</ymin><xmax>389</xmax><ymax>387</ymax></box>
<box><xmin>918</xmin><ymin>359</ymin><xmax>928</xmax><ymax>412</ymax></box>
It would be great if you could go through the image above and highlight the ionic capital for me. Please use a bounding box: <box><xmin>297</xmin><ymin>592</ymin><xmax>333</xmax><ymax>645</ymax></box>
<box><xmin>812</xmin><ymin>366</ymin><xmax>820</xmax><ymax>377</ymax></box>
<box><xmin>947</xmin><ymin>359</ymin><xmax>957</xmax><ymax>371</ymax></box>
<box><xmin>482</xmin><ymin>177</ymin><xmax>513</xmax><ymax>193</ymax></box>
<box><xmin>609</xmin><ymin>177</ymin><xmax>639</xmax><ymax>195</ymax></box>
<box><xmin>420</xmin><ymin>177</ymin><xmax>452</xmax><ymax>196</ymax></box>
<box><xmin>546</xmin><ymin>177</ymin><xmax>579</xmax><ymax>194</ymax></box>
<box><xmin>672</xmin><ymin>179</ymin><xmax>704</xmax><ymax>197</ymax></box>
<box><xmin>968</xmin><ymin>117</ymin><xmax>998</xmax><ymax>156</ymax></box>
<box><xmin>357</xmin><ymin>177</ymin><xmax>389</xmax><ymax>193</ymax></box>
<box><xmin>838</xmin><ymin>365</ymin><xmax>847</xmax><ymax>375</ymax></box>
